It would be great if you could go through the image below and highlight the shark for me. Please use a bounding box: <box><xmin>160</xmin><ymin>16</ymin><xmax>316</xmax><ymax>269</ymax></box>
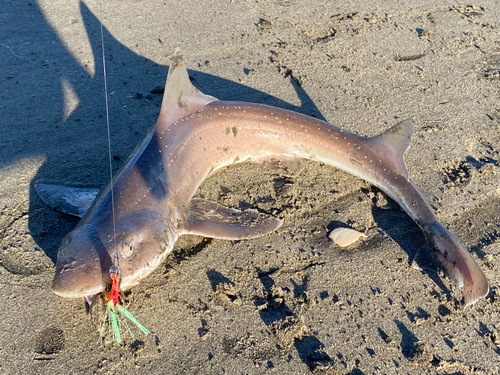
<box><xmin>36</xmin><ymin>50</ymin><xmax>489</xmax><ymax>309</ymax></box>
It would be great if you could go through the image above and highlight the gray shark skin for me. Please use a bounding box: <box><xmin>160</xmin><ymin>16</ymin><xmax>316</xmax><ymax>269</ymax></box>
<box><xmin>46</xmin><ymin>50</ymin><xmax>489</xmax><ymax>309</ymax></box>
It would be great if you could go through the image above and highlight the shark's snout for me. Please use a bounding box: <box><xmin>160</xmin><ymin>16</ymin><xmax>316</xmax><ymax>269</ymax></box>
<box><xmin>52</xmin><ymin>228</ymin><xmax>110</xmax><ymax>298</ymax></box>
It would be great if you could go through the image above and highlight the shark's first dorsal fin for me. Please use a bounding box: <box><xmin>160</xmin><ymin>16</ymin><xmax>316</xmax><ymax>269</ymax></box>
<box><xmin>157</xmin><ymin>48</ymin><xmax>217</xmax><ymax>127</ymax></box>
<box><xmin>368</xmin><ymin>119</ymin><xmax>415</xmax><ymax>180</ymax></box>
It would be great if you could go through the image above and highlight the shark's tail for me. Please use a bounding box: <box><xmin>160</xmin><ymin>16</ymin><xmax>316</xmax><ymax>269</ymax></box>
<box><xmin>423</xmin><ymin>221</ymin><xmax>489</xmax><ymax>308</ymax></box>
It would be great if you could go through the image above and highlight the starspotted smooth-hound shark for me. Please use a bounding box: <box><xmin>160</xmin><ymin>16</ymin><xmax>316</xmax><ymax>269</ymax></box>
<box><xmin>37</xmin><ymin>50</ymin><xmax>489</xmax><ymax>309</ymax></box>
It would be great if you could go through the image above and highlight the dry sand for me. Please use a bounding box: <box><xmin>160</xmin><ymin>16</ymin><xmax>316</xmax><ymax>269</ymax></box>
<box><xmin>1</xmin><ymin>0</ymin><xmax>500</xmax><ymax>373</ymax></box>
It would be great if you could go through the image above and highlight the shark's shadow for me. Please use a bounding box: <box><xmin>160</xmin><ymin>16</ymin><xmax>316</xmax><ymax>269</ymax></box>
<box><xmin>24</xmin><ymin>1</ymin><xmax>326</xmax><ymax>264</ymax></box>
<box><xmin>370</xmin><ymin>201</ymin><xmax>451</xmax><ymax>299</ymax></box>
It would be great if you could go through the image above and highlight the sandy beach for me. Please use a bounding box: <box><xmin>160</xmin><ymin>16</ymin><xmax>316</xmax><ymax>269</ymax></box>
<box><xmin>1</xmin><ymin>0</ymin><xmax>500</xmax><ymax>373</ymax></box>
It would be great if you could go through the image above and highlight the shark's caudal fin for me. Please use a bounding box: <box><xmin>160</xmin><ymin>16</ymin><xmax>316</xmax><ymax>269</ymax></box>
<box><xmin>157</xmin><ymin>48</ymin><xmax>217</xmax><ymax>127</ymax></box>
<box><xmin>368</xmin><ymin>119</ymin><xmax>415</xmax><ymax>180</ymax></box>
<box><xmin>424</xmin><ymin>221</ymin><xmax>490</xmax><ymax>308</ymax></box>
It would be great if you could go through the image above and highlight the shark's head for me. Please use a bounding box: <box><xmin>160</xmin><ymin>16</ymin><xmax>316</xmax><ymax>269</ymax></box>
<box><xmin>52</xmin><ymin>210</ymin><xmax>174</xmax><ymax>299</ymax></box>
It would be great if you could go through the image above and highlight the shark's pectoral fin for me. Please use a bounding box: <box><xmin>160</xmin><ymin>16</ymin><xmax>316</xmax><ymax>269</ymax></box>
<box><xmin>368</xmin><ymin>118</ymin><xmax>415</xmax><ymax>180</ymax></box>
<box><xmin>183</xmin><ymin>198</ymin><xmax>282</xmax><ymax>240</ymax></box>
<box><xmin>35</xmin><ymin>180</ymin><xmax>101</xmax><ymax>217</ymax></box>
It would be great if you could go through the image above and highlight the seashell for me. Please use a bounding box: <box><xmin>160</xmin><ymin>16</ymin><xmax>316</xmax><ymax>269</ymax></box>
<box><xmin>329</xmin><ymin>227</ymin><xmax>367</xmax><ymax>247</ymax></box>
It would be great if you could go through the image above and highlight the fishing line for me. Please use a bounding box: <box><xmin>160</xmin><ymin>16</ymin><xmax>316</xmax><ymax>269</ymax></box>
<box><xmin>96</xmin><ymin>5</ymin><xmax>150</xmax><ymax>342</ymax></box>
<box><xmin>98</xmin><ymin>0</ymin><xmax>118</xmax><ymax>265</ymax></box>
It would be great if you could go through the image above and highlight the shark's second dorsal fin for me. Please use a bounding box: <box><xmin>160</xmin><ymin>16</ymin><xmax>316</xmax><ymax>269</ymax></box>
<box><xmin>157</xmin><ymin>48</ymin><xmax>217</xmax><ymax>127</ymax></box>
<box><xmin>368</xmin><ymin>119</ymin><xmax>415</xmax><ymax>180</ymax></box>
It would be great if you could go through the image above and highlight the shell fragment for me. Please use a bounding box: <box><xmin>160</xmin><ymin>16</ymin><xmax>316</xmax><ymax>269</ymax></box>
<box><xmin>329</xmin><ymin>227</ymin><xmax>367</xmax><ymax>247</ymax></box>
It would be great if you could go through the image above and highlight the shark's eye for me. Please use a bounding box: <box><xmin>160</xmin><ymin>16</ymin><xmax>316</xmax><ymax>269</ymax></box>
<box><xmin>120</xmin><ymin>240</ymin><xmax>134</xmax><ymax>260</ymax></box>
